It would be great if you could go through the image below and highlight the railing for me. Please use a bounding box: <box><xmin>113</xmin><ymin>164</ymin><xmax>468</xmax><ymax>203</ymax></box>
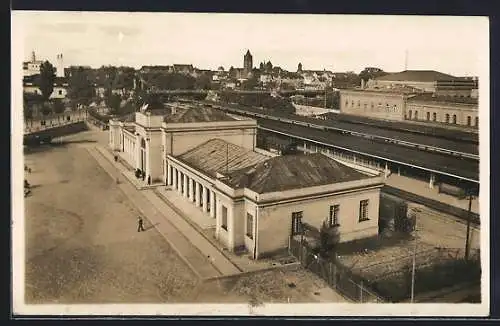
<box><xmin>289</xmin><ymin>235</ymin><xmax>386</xmax><ymax>303</ymax></box>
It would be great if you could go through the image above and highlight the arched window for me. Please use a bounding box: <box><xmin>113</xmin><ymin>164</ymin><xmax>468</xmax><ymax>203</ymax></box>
<box><xmin>433</xmin><ymin>112</ymin><xmax>437</xmax><ymax>121</ymax></box>
<box><xmin>445</xmin><ymin>114</ymin><xmax>450</xmax><ymax>123</ymax></box>
<box><xmin>467</xmin><ymin>116</ymin><xmax>471</xmax><ymax>126</ymax></box>
<box><xmin>386</xmin><ymin>104</ymin><xmax>390</xmax><ymax>111</ymax></box>
<box><xmin>426</xmin><ymin>112</ymin><xmax>430</xmax><ymax>121</ymax></box>
<box><xmin>452</xmin><ymin>114</ymin><xmax>457</xmax><ymax>124</ymax></box>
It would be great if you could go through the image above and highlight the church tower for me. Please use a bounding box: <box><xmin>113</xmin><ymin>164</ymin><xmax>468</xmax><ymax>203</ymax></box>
<box><xmin>56</xmin><ymin>53</ymin><xmax>65</xmax><ymax>78</ymax></box>
<box><xmin>243</xmin><ymin>50</ymin><xmax>253</xmax><ymax>76</ymax></box>
<box><xmin>297</xmin><ymin>62</ymin><xmax>303</xmax><ymax>73</ymax></box>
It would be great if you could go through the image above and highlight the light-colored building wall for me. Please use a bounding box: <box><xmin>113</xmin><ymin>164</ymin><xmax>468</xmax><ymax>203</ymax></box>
<box><xmin>23</xmin><ymin>85</ymin><xmax>68</xmax><ymax>99</ymax></box>
<box><xmin>162</xmin><ymin>120</ymin><xmax>257</xmax><ymax>157</ymax></box>
<box><xmin>255</xmin><ymin>179</ymin><xmax>383</xmax><ymax>257</ymax></box>
<box><xmin>406</xmin><ymin>100</ymin><xmax>479</xmax><ymax>127</ymax></box>
<box><xmin>340</xmin><ymin>90</ymin><xmax>407</xmax><ymax>121</ymax></box>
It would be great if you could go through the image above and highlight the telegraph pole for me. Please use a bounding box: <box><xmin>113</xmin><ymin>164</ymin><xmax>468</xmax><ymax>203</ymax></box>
<box><xmin>465</xmin><ymin>191</ymin><xmax>474</xmax><ymax>261</ymax></box>
<box><xmin>410</xmin><ymin>214</ymin><xmax>418</xmax><ymax>303</ymax></box>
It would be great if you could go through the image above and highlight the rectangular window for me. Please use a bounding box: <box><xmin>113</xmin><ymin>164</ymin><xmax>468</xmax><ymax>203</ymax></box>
<box><xmin>221</xmin><ymin>205</ymin><xmax>228</xmax><ymax>230</ymax></box>
<box><xmin>246</xmin><ymin>213</ymin><xmax>254</xmax><ymax>239</ymax></box>
<box><xmin>291</xmin><ymin>211</ymin><xmax>303</xmax><ymax>235</ymax></box>
<box><xmin>329</xmin><ymin>205</ymin><xmax>340</xmax><ymax>227</ymax></box>
<box><xmin>359</xmin><ymin>200</ymin><xmax>369</xmax><ymax>222</ymax></box>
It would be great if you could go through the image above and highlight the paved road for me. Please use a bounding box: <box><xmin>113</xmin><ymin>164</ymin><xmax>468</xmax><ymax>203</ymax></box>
<box><xmin>24</xmin><ymin>143</ymin><xmax>199</xmax><ymax>303</ymax></box>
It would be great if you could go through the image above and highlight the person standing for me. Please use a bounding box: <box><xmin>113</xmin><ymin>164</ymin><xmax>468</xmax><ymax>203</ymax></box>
<box><xmin>137</xmin><ymin>216</ymin><xmax>145</xmax><ymax>232</ymax></box>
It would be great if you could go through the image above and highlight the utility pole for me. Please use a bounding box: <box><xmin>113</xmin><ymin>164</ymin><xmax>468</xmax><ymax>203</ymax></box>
<box><xmin>410</xmin><ymin>215</ymin><xmax>418</xmax><ymax>303</ymax></box>
<box><xmin>465</xmin><ymin>191</ymin><xmax>474</xmax><ymax>261</ymax></box>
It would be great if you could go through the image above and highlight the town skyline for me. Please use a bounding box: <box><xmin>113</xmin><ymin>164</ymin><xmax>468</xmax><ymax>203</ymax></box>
<box><xmin>14</xmin><ymin>12</ymin><xmax>487</xmax><ymax>77</ymax></box>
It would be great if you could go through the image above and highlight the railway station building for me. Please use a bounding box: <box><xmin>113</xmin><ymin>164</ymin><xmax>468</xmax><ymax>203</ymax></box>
<box><xmin>339</xmin><ymin>70</ymin><xmax>479</xmax><ymax>128</ymax></box>
<box><xmin>109</xmin><ymin>103</ymin><xmax>385</xmax><ymax>259</ymax></box>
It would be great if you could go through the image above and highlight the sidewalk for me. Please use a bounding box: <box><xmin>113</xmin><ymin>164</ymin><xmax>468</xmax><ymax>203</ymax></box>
<box><xmin>97</xmin><ymin>146</ymin><xmax>163</xmax><ymax>190</ymax></box>
<box><xmin>386</xmin><ymin>174</ymin><xmax>479</xmax><ymax>215</ymax></box>
<box><xmin>88</xmin><ymin>145</ymin><xmax>241</xmax><ymax>279</ymax></box>
<box><xmin>155</xmin><ymin>187</ymin><xmax>286</xmax><ymax>274</ymax></box>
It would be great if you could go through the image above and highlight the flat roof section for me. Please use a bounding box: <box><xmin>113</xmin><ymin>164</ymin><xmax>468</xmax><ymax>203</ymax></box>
<box><xmin>259</xmin><ymin>120</ymin><xmax>479</xmax><ymax>182</ymax></box>
<box><xmin>215</xmin><ymin>103</ymin><xmax>479</xmax><ymax>151</ymax></box>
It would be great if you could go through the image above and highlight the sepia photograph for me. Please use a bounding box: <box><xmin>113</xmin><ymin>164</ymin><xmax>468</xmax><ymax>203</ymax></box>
<box><xmin>11</xmin><ymin>11</ymin><xmax>490</xmax><ymax>316</ymax></box>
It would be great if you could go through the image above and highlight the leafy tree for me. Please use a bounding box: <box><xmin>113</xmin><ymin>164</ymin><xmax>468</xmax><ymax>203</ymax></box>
<box><xmin>228</xmin><ymin>66</ymin><xmax>236</xmax><ymax>79</ymax></box>
<box><xmin>53</xmin><ymin>99</ymin><xmax>65</xmax><ymax>114</ymax></box>
<box><xmin>68</xmin><ymin>67</ymin><xmax>95</xmax><ymax>106</ymax></box>
<box><xmin>37</xmin><ymin>61</ymin><xmax>56</xmax><ymax>101</ymax></box>
<box><xmin>359</xmin><ymin>67</ymin><xmax>388</xmax><ymax>84</ymax></box>
<box><xmin>241</xmin><ymin>77</ymin><xmax>259</xmax><ymax>90</ymax></box>
<box><xmin>106</xmin><ymin>93</ymin><xmax>122</xmax><ymax>115</ymax></box>
<box><xmin>41</xmin><ymin>104</ymin><xmax>52</xmax><ymax>116</ymax></box>
<box><xmin>317</xmin><ymin>221</ymin><xmax>340</xmax><ymax>259</ymax></box>
<box><xmin>195</xmin><ymin>73</ymin><xmax>212</xmax><ymax>90</ymax></box>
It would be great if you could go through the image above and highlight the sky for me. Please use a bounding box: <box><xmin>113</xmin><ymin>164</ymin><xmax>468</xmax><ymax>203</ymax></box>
<box><xmin>13</xmin><ymin>12</ymin><xmax>488</xmax><ymax>76</ymax></box>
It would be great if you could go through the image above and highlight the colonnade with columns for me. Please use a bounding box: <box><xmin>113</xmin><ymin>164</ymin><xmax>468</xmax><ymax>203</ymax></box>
<box><xmin>165</xmin><ymin>161</ymin><xmax>217</xmax><ymax>218</ymax></box>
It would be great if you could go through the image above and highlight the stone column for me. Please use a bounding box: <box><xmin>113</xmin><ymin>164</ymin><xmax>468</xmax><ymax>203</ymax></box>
<box><xmin>195</xmin><ymin>182</ymin><xmax>201</xmax><ymax>207</ymax></box>
<box><xmin>202</xmin><ymin>186</ymin><xmax>208</xmax><ymax>213</ymax></box>
<box><xmin>384</xmin><ymin>162</ymin><xmax>389</xmax><ymax>179</ymax></box>
<box><xmin>177</xmin><ymin>170</ymin><xmax>182</xmax><ymax>193</ymax></box>
<box><xmin>190</xmin><ymin>179</ymin><xmax>196</xmax><ymax>202</ymax></box>
<box><xmin>210</xmin><ymin>190</ymin><xmax>216</xmax><ymax>218</ymax></box>
<box><xmin>183</xmin><ymin>174</ymin><xmax>188</xmax><ymax>198</ymax></box>
<box><xmin>172</xmin><ymin>167</ymin><xmax>177</xmax><ymax>189</ymax></box>
<box><xmin>167</xmin><ymin>162</ymin><xmax>172</xmax><ymax>185</ymax></box>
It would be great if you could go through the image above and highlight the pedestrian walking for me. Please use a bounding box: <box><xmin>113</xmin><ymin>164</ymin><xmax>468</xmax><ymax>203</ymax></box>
<box><xmin>137</xmin><ymin>216</ymin><xmax>145</xmax><ymax>232</ymax></box>
<box><xmin>147</xmin><ymin>175</ymin><xmax>151</xmax><ymax>185</ymax></box>
<box><xmin>114</xmin><ymin>155</ymin><xmax>118</xmax><ymax>162</ymax></box>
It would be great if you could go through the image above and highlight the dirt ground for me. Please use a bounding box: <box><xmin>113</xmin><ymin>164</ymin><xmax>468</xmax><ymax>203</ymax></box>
<box><xmin>24</xmin><ymin>143</ymin><xmax>199</xmax><ymax>303</ymax></box>
<box><xmin>22</xmin><ymin>129</ymin><xmax>346</xmax><ymax>305</ymax></box>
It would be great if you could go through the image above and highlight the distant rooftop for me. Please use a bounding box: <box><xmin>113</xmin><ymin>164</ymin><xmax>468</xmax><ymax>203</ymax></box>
<box><xmin>375</xmin><ymin>70</ymin><xmax>459</xmax><ymax>82</ymax></box>
<box><xmin>345</xmin><ymin>86</ymin><xmax>420</xmax><ymax>95</ymax></box>
<box><xmin>408</xmin><ymin>94</ymin><xmax>478</xmax><ymax>105</ymax></box>
<box><xmin>176</xmin><ymin>139</ymin><xmax>268</xmax><ymax>178</ymax></box>
<box><xmin>225</xmin><ymin>153</ymin><xmax>371</xmax><ymax>194</ymax></box>
<box><xmin>164</xmin><ymin>106</ymin><xmax>237</xmax><ymax>123</ymax></box>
